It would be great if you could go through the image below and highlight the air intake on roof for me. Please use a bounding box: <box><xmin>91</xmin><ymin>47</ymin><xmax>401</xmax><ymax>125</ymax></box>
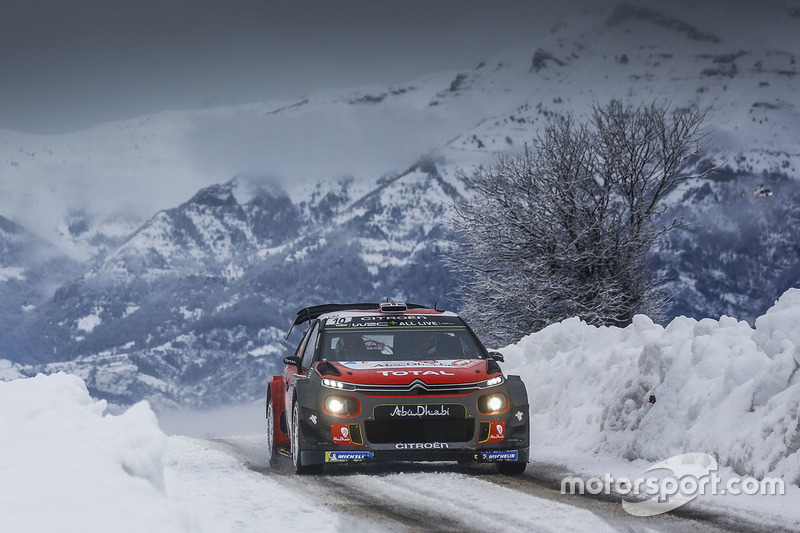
<box><xmin>380</xmin><ymin>302</ymin><xmax>407</xmax><ymax>313</ymax></box>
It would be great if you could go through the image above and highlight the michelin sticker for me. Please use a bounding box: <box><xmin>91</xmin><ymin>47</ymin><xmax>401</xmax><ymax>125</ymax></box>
<box><xmin>325</xmin><ymin>451</ymin><xmax>374</xmax><ymax>462</ymax></box>
<box><xmin>480</xmin><ymin>450</ymin><xmax>519</xmax><ymax>461</ymax></box>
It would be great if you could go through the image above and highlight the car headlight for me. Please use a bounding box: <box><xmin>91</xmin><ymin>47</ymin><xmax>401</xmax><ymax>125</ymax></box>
<box><xmin>321</xmin><ymin>378</ymin><xmax>356</xmax><ymax>391</ymax></box>
<box><xmin>478</xmin><ymin>375</ymin><xmax>504</xmax><ymax>388</ymax></box>
<box><xmin>478</xmin><ymin>392</ymin><xmax>508</xmax><ymax>414</ymax></box>
<box><xmin>324</xmin><ymin>395</ymin><xmax>360</xmax><ymax>416</ymax></box>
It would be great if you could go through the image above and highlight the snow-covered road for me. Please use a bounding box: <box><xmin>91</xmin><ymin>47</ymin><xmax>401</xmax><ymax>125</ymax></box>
<box><xmin>162</xmin><ymin>434</ymin><xmax>790</xmax><ymax>533</ymax></box>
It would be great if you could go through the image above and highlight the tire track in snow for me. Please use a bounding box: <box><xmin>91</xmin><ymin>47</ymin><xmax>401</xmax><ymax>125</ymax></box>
<box><xmin>219</xmin><ymin>436</ymin><xmax>794</xmax><ymax>532</ymax></box>
<box><xmin>323</xmin><ymin>468</ymin><xmax>616</xmax><ymax>533</ymax></box>
<box><xmin>218</xmin><ymin>436</ymin><xmax>614</xmax><ymax>532</ymax></box>
<box><xmin>216</xmin><ymin>437</ymin><xmax>470</xmax><ymax>532</ymax></box>
<box><xmin>249</xmin><ymin>459</ymin><xmax>487</xmax><ymax>531</ymax></box>
<box><xmin>313</xmin><ymin>476</ymin><xmax>477</xmax><ymax>533</ymax></box>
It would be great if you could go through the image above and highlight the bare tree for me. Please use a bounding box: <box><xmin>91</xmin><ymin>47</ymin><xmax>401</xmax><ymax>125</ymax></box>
<box><xmin>446</xmin><ymin>100</ymin><xmax>708</xmax><ymax>343</ymax></box>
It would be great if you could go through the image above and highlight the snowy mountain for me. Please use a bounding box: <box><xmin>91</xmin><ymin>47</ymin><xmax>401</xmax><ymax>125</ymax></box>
<box><xmin>5</xmin><ymin>167</ymin><xmax>463</xmax><ymax>407</ymax></box>
<box><xmin>1</xmin><ymin>2</ymin><xmax>799</xmax><ymax>407</ymax></box>
<box><xmin>0</xmin><ymin>215</ymin><xmax>83</xmax><ymax>361</ymax></box>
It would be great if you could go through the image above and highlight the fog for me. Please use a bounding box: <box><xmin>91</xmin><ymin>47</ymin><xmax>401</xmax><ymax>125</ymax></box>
<box><xmin>0</xmin><ymin>0</ymin><xmax>791</xmax><ymax>250</ymax></box>
<box><xmin>0</xmin><ymin>0</ymin><xmax>572</xmax><ymax>134</ymax></box>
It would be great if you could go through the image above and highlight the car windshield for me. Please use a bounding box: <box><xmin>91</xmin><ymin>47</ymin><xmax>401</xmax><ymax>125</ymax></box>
<box><xmin>319</xmin><ymin>315</ymin><xmax>485</xmax><ymax>362</ymax></box>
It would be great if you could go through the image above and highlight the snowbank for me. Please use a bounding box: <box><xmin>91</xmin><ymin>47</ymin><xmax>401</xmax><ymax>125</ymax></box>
<box><xmin>503</xmin><ymin>288</ymin><xmax>800</xmax><ymax>485</ymax></box>
<box><xmin>0</xmin><ymin>373</ymin><xmax>190</xmax><ymax>533</ymax></box>
<box><xmin>0</xmin><ymin>358</ymin><xmax>23</xmax><ymax>380</ymax></box>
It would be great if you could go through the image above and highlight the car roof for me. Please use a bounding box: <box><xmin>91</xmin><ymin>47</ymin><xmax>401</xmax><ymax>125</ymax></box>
<box><xmin>287</xmin><ymin>302</ymin><xmax>465</xmax><ymax>338</ymax></box>
<box><xmin>285</xmin><ymin>302</ymin><xmax>469</xmax><ymax>341</ymax></box>
<box><xmin>290</xmin><ymin>302</ymin><xmax>440</xmax><ymax>328</ymax></box>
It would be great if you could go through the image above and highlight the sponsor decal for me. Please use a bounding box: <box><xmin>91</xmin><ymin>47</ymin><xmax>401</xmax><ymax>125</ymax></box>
<box><xmin>479</xmin><ymin>421</ymin><xmax>506</xmax><ymax>443</ymax></box>
<box><xmin>331</xmin><ymin>423</ymin><xmax>350</xmax><ymax>444</ymax></box>
<box><xmin>378</xmin><ymin>370</ymin><xmax>455</xmax><ymax>377</ymax></box>
<box><xmin>325</xmin><ymin>451</ymin><xmax>374</xmax><ymax>462</ymax></box>
<box><xmin>373</xmin><ymin>360</ymin><xmax>440</xmax><ymax>368</ymax></box>
<box><xmin>515</xmin><ymin>411</ymin><xmax>523</xmax><ymax>422</ymax></box>
<box><xmin>480</xmin><ymin>450</ymin><xmax>519</xmax><ymax>462</ymax></box>
<box><xmin>326</xmin><ymin>316</ymin><xmax>461</xmax><ymax>328</ymax></box>
<box><xmin>309</xmin><ymin>415</ymin><xmax>318</xmax><ymax>425</ymax></box>
<box><xmin>389</xmin><ymin>405</ymin><xmax>450</xmax><ymax>418</ymax></box>
<box><xmin>339</xmin><ymin>360</ymin><xmax>476</xmax><ymax>370</ymax></box>
<box><xmin>395</xmin><ymin>442</ymin><xmax>450</xmax><ymax>449</ymax></box>
<box><xmin>331</xmin><ymin>423</ymin><xmax>362</xmax><ymax>445</ymax></box>
<box><xmin>374</xmin><ymin>403</ymin><xmax>466</xmax><ymax>420</ymax></box>
<box><xmin>391</xmin><ymin>405</ymin><xmax>449</xmax><ymax>417</ymax></box>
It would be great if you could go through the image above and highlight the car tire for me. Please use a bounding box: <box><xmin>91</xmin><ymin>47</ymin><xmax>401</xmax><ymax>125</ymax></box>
<box><xmin>496</xmin><ymin>461</ymin><xmax>527</xmax><ymax>476</ymax></box>
<box><xmin>292</xmin><ymin>401</ymin><xmax>322</xmax><ymax>475</ymax></box>
<box><xmin>266</xmin><ymin>394</ymin><xmax>279</xmax><ymax>468</ymax></box>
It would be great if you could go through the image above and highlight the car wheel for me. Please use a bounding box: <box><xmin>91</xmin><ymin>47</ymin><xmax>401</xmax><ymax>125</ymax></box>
<box><xmin>266</xmin><ymin>394</ymin><xmax>278</xmax><ymax>467</ymax></box>
<box><xmin>292</xmin><ymin>401</ymin><xmax>322</xmax><ymax>475</ymax></box>
<box><xmin>496</xmin><ymin>461</ymin><xmax>527</xmax><ymax>476</ymax></box>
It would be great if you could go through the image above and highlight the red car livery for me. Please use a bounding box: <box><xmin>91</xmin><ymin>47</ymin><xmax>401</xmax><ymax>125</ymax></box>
<box><xmin>265</xmin><ymin>302</ymin><xmax>529</xmax><ymax>475</ymax></box>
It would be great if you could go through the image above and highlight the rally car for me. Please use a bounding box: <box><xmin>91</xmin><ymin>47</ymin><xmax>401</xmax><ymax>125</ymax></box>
<box><xmin>265</xmin><ymin>302</ymin><xmax>529</xmax><ymax>475</ymax></box>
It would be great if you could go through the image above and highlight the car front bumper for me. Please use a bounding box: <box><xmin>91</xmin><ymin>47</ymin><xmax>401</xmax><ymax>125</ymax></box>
<box><xmin>293</xmin><ymin>378</ymin><xmax>530</xmax><ymax>467</ymax></box>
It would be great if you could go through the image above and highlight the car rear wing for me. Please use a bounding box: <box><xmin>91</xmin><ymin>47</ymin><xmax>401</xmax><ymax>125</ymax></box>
<box><xmin>285</xmin><ymin>302</ymin><xmax>429</xmax><ymax>339</ymax></box>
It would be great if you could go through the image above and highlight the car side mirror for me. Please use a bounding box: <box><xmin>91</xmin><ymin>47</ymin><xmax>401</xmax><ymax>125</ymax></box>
<box><xmin>283</xmin><ymin>355</ymin><xmax>302</xmax><ymax>368</ymax></box>
<box><xmin>488</xmin><ymin>351</ymin><xmax>505</xmax><ymax>363</ymax></box>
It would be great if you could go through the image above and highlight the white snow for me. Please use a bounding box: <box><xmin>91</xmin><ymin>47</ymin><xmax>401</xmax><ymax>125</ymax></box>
<box><xmin>0</xmin><ymin>266</ymin><xmax>26</xmax><ymax>282</ymax></box>
<box><xmin>501</xmin><ymin>287</ymin><xmax>800</xmax><ymax>520</ymax></box>
<box><xmin>0</xmin><ymin>359</ymin><xmax>24</xmax><ymax>380</ymax></box>
<box><xmin>342</xmin><ymin>470</ymin><xmax>616</xmax><ymax>532</ymax></box>
<box><xmin>3</xmin><ymin>290</ymin><xmax>800</xmax><ymax>530</ymax></box>
<box><xmin>76</xmin><ymin>308</ymin><xmax>103</xmax><ymax>333</ymax></box>
<box><xmin>0</xmin><ymin>373</ymin><xmax>190</xmax><ymax>532</ymax></box>
<box><xmin>178</xmin><ymin>306</ymin><xmax>203</xmax><ymax>321</ymax></box>
<box><xmin>164</xmin><ymin>436</ymin><xmax>344</xmax><ymax>533</ymax></box>
<box><xmin>0</xmin><ymin>376</ymin><xmax>347</xmax><ymax>533</ymax></box>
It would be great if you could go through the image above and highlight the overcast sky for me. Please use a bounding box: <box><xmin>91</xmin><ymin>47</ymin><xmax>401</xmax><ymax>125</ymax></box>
<box><xmin>1</xmin><ymin>0</ymin><xmax>784</xmax><ymax>134</ymax></box>
<box><xmin>0</xmin><ymin>0</ymin><xmax>572</xmax><ymax>134</ymax></box>
<box><xmin>1</xmin><ymin>0</ymin><xmax>793</xmax><ymax>252</ymax></box>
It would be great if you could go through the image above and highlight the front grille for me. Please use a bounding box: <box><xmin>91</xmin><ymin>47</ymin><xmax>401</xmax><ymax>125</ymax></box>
<box><xmin>365</xmin><ymin>419</ymin><xmax>475</xmax><ymax>443</ymax></box>
<box><xmin>354</xmin><ymin>378</ymin><xmax>482</xmax><ymax>396</ymax></box>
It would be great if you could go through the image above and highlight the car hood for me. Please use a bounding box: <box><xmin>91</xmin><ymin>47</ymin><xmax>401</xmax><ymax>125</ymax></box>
<box><xmin>328</xmin><ymin>359</ymin><xmax>493</xmax><ymax>386</ymax></box>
